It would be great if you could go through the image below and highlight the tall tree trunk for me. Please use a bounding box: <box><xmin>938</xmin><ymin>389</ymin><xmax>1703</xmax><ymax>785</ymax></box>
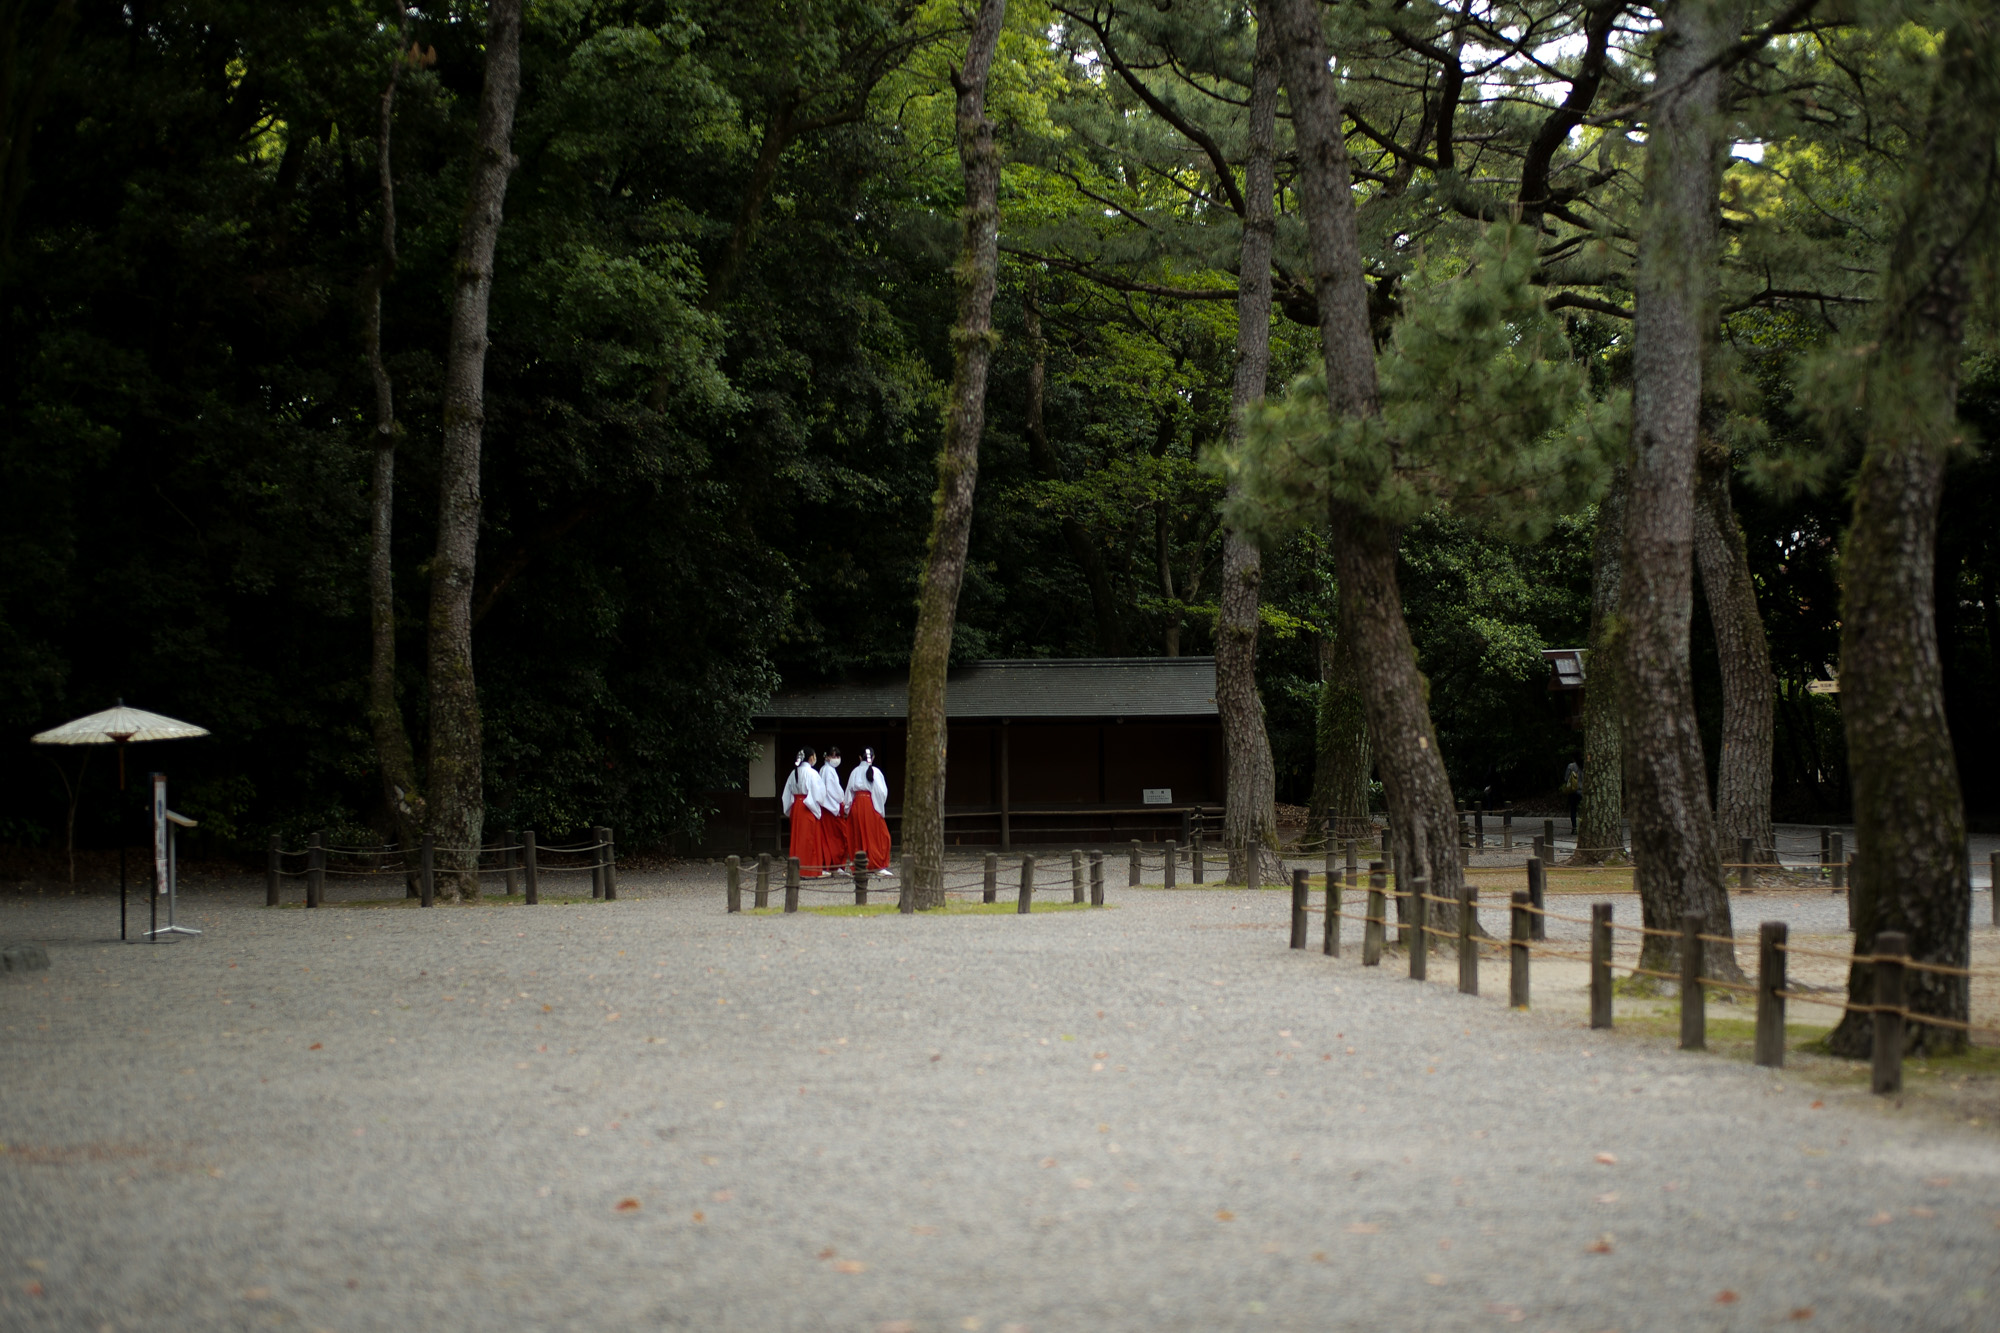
<box><xmin>425</xmin><ymin>0</ymin><xmax>523</xmax><ymax>902</ymax></box>
<box><xmin>902</xmin><ymin>0</ymin><xmax>1007</xmax><ymax>911</ymax></box>
<box><xmin>1693</xmin><ymin>440</ymin><xmax>1775</xmax><ymax>867</ymax></box>
<box><xmin>362</xmin><ymin>6</ymin><xmax>425</xmax><ymax>883</ymax></box>
<box><xmin>1574</xmin><ymin>468</ymin><xmax>1627</xmax><ymax>864</ymax></box>
<box><xmin>1217</xmin><ymin>19</ymin><xmax>1283</xmax><ymax>884</ymax></box>
<box><xmin>1613</xmin><ymin>0</ymin><xmax>1741</xmax><ymax>980</ymax></box>
<box><xmin>1268</xmin><ymin>0</ymin><xmax>1464</xmax><ymax>929</ymax></box>
<box><xmin>1308</xmin><ymin>621</ymin><xmax>1373</xmax><ymax>842</ymax></box>
<box><xmin>1022</xmin><ymin>276</ymin><xmax>1122</xmax><ymax>654</ymax></box>
<box><xmin>1825</xmin><ymin>9</ymin><xmax>1996</xmax><ymax>1058</ymax></box>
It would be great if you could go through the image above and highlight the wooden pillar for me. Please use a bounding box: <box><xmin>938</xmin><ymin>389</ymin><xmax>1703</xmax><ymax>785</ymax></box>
<box><xmin>854</xmin><ymin>850</ymin><xmax>869</xmax><ymax>906</ymax></box>
<box><xmin>1071</xmin><ymin>850</ymin><xmax>1084</xmax><ymax>904</ymax></box>
<box><xmin>1589</xmin><ymin>902</ymin><xmax>1612</xmax><ymax>1029</ymax></box>
<box><xmin>983</xmin><ymin>852</ymin><xmax>997</xmax><ymax>904</ymax></box>
<box><xmin>523</xmin><ymin>830</ymin><xmax>539</xmax><ymax>904</ymax></box>
<box><xmin>1754</xmin><ymin>921</ymin><xmax>1786</xmax><ymax>1068</ymax></box>
<box><xmin>307</xmin><ymin>832</ymin><xmax>324</xmax><ymax>909</ymax></box>
<box><xmin>1090</xmin><ymin>851</ymin><xmax>1104</xmax><ymax>907</ymax></box>
<box><xmin>1457</xmin><ymin>885</ymin><xmax>1477</xmax><ymax>995</ymax></box>
<box><xmin>726</xmin><ymin>856</ymin><xmax>741</xmax><ymax>913</ymax></box>
<box><xmin>1017</xmin><ymin>854</ymin><xmax>1034</xmax><ymax>914</ymax></box>
<box><xmin>1509</xmin><ymin>891</ymin><xmax>1530</xmax><ymax>1009</ymax></box>
<box><xmin>266</xmin><ymin>834</ymin><xmax>281</xmax><ymax>907</ymax></box>
<box><xmin>785</xmin><ymin>857</ymin><xmax>800</xmax><ymax>913</ymax></box>
<box><xmin>1323</xmin><ymin>866</ymin><xmax>1339</xmax><ymax>957</ymax></box>
<box><xmin>1527</xmin><ymin>857</ymin><xmax>1547</xmax><ymax>941</ymax></box>
<box><xmin>1363</xmin><ymin>861</ymin><xmax>1386</xmax><ymax>968</ymax></box>
<box><xmin>1409</xmin><ymin>875</ymin><xmax>1429</xmax><ymax>981</ymax></box>
<box><xmin>754</xmin><ymin>852</ymin><xmax>770</xmax><ymax>909</ymax></box>
<box><xmin>599</xmin><ymin>827</ymin><xmax>617</xmax><ymax>901</ymax></box>
<box><xmin>420</xmin><ymin>833</ymin><xmax>435</xmax><ymax>908</ymax></box>
<box><xmin>1290</xmin><ymin>869</ymin><xmax>1308</xmax><ymax>949</ymax></box>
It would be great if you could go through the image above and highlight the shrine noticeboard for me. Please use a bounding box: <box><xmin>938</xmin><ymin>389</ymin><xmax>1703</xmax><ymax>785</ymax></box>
<box><xmin>152</xmin><ymin>773</ymin><xmax>168</xmax><ymax>895</ymax></box>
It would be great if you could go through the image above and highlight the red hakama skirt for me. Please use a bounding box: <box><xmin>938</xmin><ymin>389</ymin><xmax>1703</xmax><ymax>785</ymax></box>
<box><xmin>851</xmin><ymin>790</ymin><xmax>892</xmax><ymax>873</ymax></box>
<box><xmin>788</xmin><ymin>794</ymin><xmax>824</xmax><ymax>877</ymax></box>
<box><xmin>821</xmin><ymin>801</ymin><xmax>851</xmax><ymax>871</ymax></box>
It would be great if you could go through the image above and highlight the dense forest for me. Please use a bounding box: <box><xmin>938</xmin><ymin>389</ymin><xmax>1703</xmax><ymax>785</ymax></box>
<box><xmin>3</xmin><ymin>0</ymin><xmax>1996</xmax><ymax>871</ymax></box>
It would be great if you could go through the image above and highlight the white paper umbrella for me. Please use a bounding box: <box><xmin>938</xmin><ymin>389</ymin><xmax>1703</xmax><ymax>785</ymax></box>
<box><xmin>32</xmin><ymin>704</ymin><xmax>209</xmax><ymax>746</ymax></box>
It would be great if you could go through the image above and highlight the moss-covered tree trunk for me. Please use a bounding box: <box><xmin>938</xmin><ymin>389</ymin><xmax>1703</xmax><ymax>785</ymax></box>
<box><xmin>1693</xmin><ymin>442</ymin><xmax>1775</xmax><ymax>868</ymax></box>
<box><xmin>1614</xmin><ymin>0</ymin><xmax>1741</xmax><ymax>979</ymax></box>
<box><xmin>1574</xmin><ymin>468</ymin><xmax>1626</xmax><ymax>864</ymax></box>
<box><xmin>1217</xmin><ymin>19</ymin><xmax>1284</xmax><ymax>885</ymax></box>
<box><xmin>1825</xmin><ymin>9</ymin><xmax>1996</xmax><ymax>1058</ymax></box>
<box><xmin>902</xmin><ymin>0</ymin><xmax>1007</xmax><ymax>911</ymax></box>
<box><xmin>425</xmin><ymin>0</ymin><xmax>522</xmax><ymax>902</ymax></box>
<box><xmin>363</xmin><ymin>11</ymin><xmax>424</xmax><ymax>886</ymax></box>
<box><xmin>1269</xmin><ymin>0</ymin><xmax>1463</xmax><ymax>928</ymax></box>
<box><xmin>1309</xmin><ymin>623</ymin><xmax>1374</xmax><ymax>843</ymax></box>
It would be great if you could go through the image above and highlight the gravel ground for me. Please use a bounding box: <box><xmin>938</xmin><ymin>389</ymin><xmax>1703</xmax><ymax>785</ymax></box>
<box><xmin>3</xmin><ymin>863</ymin><xmax>1999</xmax><ymax>1333</ymax></box>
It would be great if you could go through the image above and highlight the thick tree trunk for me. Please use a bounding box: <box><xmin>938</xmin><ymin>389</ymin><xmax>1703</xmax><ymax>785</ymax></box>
<box><xmin>362</xmin><ymin>9</ymin><xmax>424</xmax><ymax>882</ymax></box>
<box><xmin>902</xmin><ymin>0</ymin><xmax>1007</xmax><ymax>911</ymax></box>
<box><xmin>425</xmin><ymin>0</ymin><xmax>522</xmax><ymax>902</ymax></box>
<box><xmin>1614</xmin><ymin>0</ymin><xmax>1741</xmax><ymax>980</ymax></box>
<box><xmin>1574</xmin><ymin>469</ymin><xmax>1627</xmax><ymax>864</ymax></box>
<box><xmin>1269</xmin><ymin>0</ymin><xmax>1464</xmax><ymax>928</ymax></box>
<box><xmin>1308</xmin><ymin>626</ymin><xmax>1373</xmax><ymax>842</ymax></box>
<box><xmin>1825</xmin><ymin>11</ymin><xmax>1995</xmax><ymax>1058</ymax></box>
<box><xmin>1217</xmin><ymin>19</ymin><xmax>1284</xmax><ymax>885</ymax></box>
<box><xmin>1693</xmin><ymin>441</ymin><xmax>1775</xmax><ymax>867</ymax></box>
<box><xmin>1022</xmin><ymin>278</ymin><xmax>1122</xmax><ymax>654</ymax></box>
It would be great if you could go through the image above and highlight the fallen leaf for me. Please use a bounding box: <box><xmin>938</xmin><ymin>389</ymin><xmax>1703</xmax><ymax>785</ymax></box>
<box><xmin>614</xmin><ymin>1198</ymin><xmax>641</xmax><ymax>1213</ymax></box>
<box><xmin>1594</xmin><ymin>1153</ymin><xmax>1617</xmax><ymax>1165</ymax></box>
<box><xmin>692</xmin><ymin>1211</ymin><xmax>705</xmax><ymax>1223</ymax></box>
<box><xmin>1595</xmin><ymin>1193</ymin><xmax>1620</xmax><ymax>1204</ymax></box>
<box><xmin>1910</xmin><ymin>1206</ymin><xmax>1935</xmax><ymax>1218</ymax></box>
<box><xmin>818</xmin><ymin>1248</ymin><xmax>836</xmax><ymax>1259</ymax></box>
<box><xmin>605</xmin><ymin>1013</ymin><xmax>620</xmax><ymax>1022</ymax></box>
<box><xmin>542</xmin><ymin>1005</ymin><xmax>551</xmax><ymax>1012</ymax></box>
<box><xmin>1424</xmin><ymin>1273</ymin><xmax>1445</xmax><ymax>1286</ymax></box>
<box><xmin>1345</xmin><ymin>1222</ymin><xmax>1379</xmax><ymax>1234</ymax></box>
<box><xmin>574</xmin><ymin>1127</ymin><xmax>590</xmax><ymax>1137</ymax></box>
<box><xmin>1789</xmin><ymin>1309</ymin><xmax>1814</xmax><ymax>1321</ymax></box>
<box><xmin>1809</xmin><ymin>1100</ymin><xmax>1823</xmax><ymax>1109</ymax></box>
<box><xmin>1715</xmin><ymin>1291</ymin><xmax>1739</xmax><ymax>1304</ymax></box>
<box><xmin>711</xmin><ymin>1190</ymin><xmax>733</xmax><ymax>1202</ymax></box>
<box><xmin>23</xmin><ymin>1282</ymin><xmax>43</xmax><ymax>1297</ymax></box>
<box><xmin>1040</xmin><ymin>1158</ymin><xmax>1057</xmax><ymax>1168</ymax></box>
<box><xmin>833</xmin><ymin>1260</ymin><xmax>867</xmax><ymax>1274</ymax></box>
<box><xmin>1311</xmin><ymin>1252</ymin><xmax>1327</xmax><ymax>1262</ymax></box>
<box><xmin>243</xmin><ymin>1287</ymin><xmax>271</xmax><ymax>1301</ymax></box>
<box><xmin>1867</xmin><ymin>1211</ymin><xmax>1893</xmax><ymax>1226</ymax></box>
<box><xmin>1215</xmin><ymin>1210</ymin><xmax>1235</xmax><ymax>1222</ymax></box>
<box><xmin>1586</xmin><ymin>1236</ymin><xmax>1614</xmax><ymax>1254</ymax></box>
<box><xmin>308</xmin><ymin>1043</ymin><xmax>323</xmax><ymax>1051</ymax></box>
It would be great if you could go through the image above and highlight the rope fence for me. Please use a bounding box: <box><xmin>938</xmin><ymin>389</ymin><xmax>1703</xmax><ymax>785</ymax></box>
<box><xmin>725</xmin><ymin>848</ymin><xmax>1118</xmax><ymax>915</ymax></box>
<box><xmin>1281</xmin><ymin>863</ymin><xmax>2000</xmax><ymax>1094</ymax></box>
<box><xmin>263</xmin><ymin>827</ymin><xmax>618</xmax><ymax>908</ymax></box>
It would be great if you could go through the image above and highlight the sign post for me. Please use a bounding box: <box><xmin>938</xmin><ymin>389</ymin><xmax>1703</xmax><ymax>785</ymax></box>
<box><xmin>145</xmin><ymin>772</ymin><xmax>202</xmax><ymax>941</ymax></box>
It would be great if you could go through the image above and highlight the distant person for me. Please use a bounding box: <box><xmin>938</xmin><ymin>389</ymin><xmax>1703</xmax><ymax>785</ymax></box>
<box><xmin>1562</xmin><ymin>756</ymin><xmax>1583</xmax><ymax>834</ymax></box>
<box><xmin>846</xmin><ymin>747</ymin><xmax>893</xmax><ymax>876</ymax></box>
<box><xmin>782</xmin><ymin>748</ymin><xmax>826</xmax><ymax>877</ymax></box>
<box><xmin>818</xmin><ymin>746</ymin><xmax>851</xmax><ymax>874</ymax></box>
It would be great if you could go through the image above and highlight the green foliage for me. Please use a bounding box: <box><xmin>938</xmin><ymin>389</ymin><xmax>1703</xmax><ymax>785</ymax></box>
<box><xmin>1221</xmin><ymin>227</ymin><xmax>1625</xmax><ymax>539</ymax></box>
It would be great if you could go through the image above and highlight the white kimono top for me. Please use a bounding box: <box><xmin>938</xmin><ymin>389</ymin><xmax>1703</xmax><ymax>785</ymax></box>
<box><xmin>846</xmin><ymin>763</ymin><xmax>889</xmax><ymax>809</ymax></box>
<box><xmin>780</xmin><ymin>763</ymin><xmax>822</xmax><ymax>817</ymax></box>
<box><xmin>816</xmin><ymin>761</ymin><xmax>848</xmax><ymax>816</ymax></box>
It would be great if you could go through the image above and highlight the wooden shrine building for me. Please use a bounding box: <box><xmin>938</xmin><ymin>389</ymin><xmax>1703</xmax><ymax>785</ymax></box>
<box><xmin>711</xmin><ymin>657</ymin><xmax>1224</xmax><ymax>854</ymax></box>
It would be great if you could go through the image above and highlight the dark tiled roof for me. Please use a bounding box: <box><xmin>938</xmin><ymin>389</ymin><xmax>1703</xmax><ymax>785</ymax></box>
<box><xmin>753</xmin><ymin>657</ymin><xmax>1219</xmax><ymax>723</ymax></box>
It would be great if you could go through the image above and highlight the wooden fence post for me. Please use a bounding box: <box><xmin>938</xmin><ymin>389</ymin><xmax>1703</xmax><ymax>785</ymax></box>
<box><xmin>854</xmin><ymin>851</ymin><xmax>869</xmax><ymax>906</ymax></box>
<box><xmin>1543</xmin><ymin>818</ymin><xmax>1555</xmax><ymax>854</ymax></box>
<box><xmin>1819</xmin><ymin>826</ymin><xmax>1831</xmax><ymax>873</ymax></box>
<box><xmin>1165</xmin><ymin>840</ymin><xmax>1178</xmax><ymax>890</ymax></box>
<box><xmin>1589</xmin><ymin>902</ymin><xmax>1612</xmax><ymax>1029</ymax></box>
<box><xmin>307</xmin><ymin>831</ymin><xmax>324</xmax><ymax>909</ymax></box>
<box><xmin>523</xmin><ymin>830</ymin><xmax>539</xmax><ymax>904</ymax></box>
<box><xmin>1829</xmin><ymin>833</ymin><xmax>1845</xmax><ymax>890</ymax></box>
<box><xmin>726</xmin><ymin>855</ymin><xmax>741</xmax><ymax>913</ymax></box>
<box><xmin>1532</xmin><ymin>834</ymin><xmax>1546</xmax><ymax>867</ymax></box>
<box><xmin>1071</xmin><ymin>850</ymin><xmax>1085</xmax><ymax>904</ymax></box>
<box><xmin>1364</xmin><ymin>861</ymin><xmax>1386</xmax><ymax>968</ymax></box>
<box><xmin>1192</xmin><ymin>816</ymin><xmax>1205</xmax><ymax>883</ymax></box>
<box><xmin>1290</xmin><ymin>869</ymin><xmax>1308</xmax><ymax>949</ymax></box>
<box><xmin>589</xmin><ymin>827</ymin><xmax>606</xmax><ymax>899</ymax></box>
<box><xmin>1502</xmin><ymin>813</ymin><xmax>1513</xmax><ymax>852</ymax></box>
<box><xmin>754</xmin><ymin>852</ymin><xmax>769</xmax><ymax>910</ymax></box>
<box><xmin>1509</xmin><ymin>891</ymin><xmax>1530</xmax><ymax>1009</ymax></box>
<box><xmin>266</xmin><ymin>834</ymin><xmax>281</xmax><ymax>907</ymax></box>
<box><xmin>785</xmin><ymin>857</ymin><xmax>800</xmax><ymax>913</ymax></box>
<box><xmin>983</xmin><ymin>852</ymin><xmax>998</xmax><ymax>904</ymax></box>
<box><xmin>1323</xmin><ymin>838</ymin><xmax>1336</xmax><ymax>902</ymax></box>
<box><xmin>420</xmin><ymin>833</ymin><xmax>435</xmax><ymax>907</ymax></box>
<box><xmin>1527</xmin><ymin>856</ymin><xmax>1547</xmax><ymax>941</ymax></box>
<box><xmin>504</xmin><ymin>829</ymin><xmax>518</xmax><ymax>896</ymax></box>
<box><xmin>1458</xmin><ymin>885</ymin><xmax>1478</xmax><ymax>995</ymax></box>
<box><xmin>1739</xmin><ymin>836</ymin><xmax>1753</xmax><ymax>890</ymax></box>
<box><xmin>1090</xmin><ymin>851</ymin><xmax>1104</xmax><ymax>907</ymax></box>
<box><xmin>602</xmin><ymin>827</ymin><xmax>618</xmax><ymax>900</ymax></box>
<box><xmin>1871</xmin><ymin>931</ymin><xmax>1907</xmax><ymax>1095</ymax></box>
<box><xmin>1129</xmin><ymin>840</ymin><xmax>1141</xmax><ymax>887</ymax></box>
<box><xmin>1018</xmin><ymin>855</ymin><xmax>1035</xmax><ymax>914</ymax></box>
<box><xmin>1345</xmin><ymin>839</ymin><xmax>1358</xmax><ymax>878</ymax></box>
<box><xmin>1679</xmin><ymin>913</ymin><xmax>1705</xmax><ymax>1051</ymax></box>
<box><xmin>1409</xmin><ymin>875</ymin><xmax>1430</xmax><ymax>981</ymax></box>
<box><xmin>1323</xmin><ymin>866</ymin><xmax>1340</xmax><ymax>957</ymax></box>
<box><xmin>1754</xmin><ymin>921</ymin><xmax>1785</xmax><ymax>1068</ymax></box>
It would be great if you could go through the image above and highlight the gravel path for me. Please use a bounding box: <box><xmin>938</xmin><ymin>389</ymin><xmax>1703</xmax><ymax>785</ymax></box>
<box><xmin>3</xmin><ymin>866</ymin><xmax>1998</xmax><ymax>1333</ymax></box>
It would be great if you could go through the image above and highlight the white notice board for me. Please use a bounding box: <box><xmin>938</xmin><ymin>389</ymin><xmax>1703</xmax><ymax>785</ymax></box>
<box><xmin>1142</xmin><ymin>787</ymin><xmax>1172</xmax><ymax>805</ymax></box>
<box><xmin>152</xmin><ymin>773</ymin><xmax>169</xmax><ymax>895</ymax></box>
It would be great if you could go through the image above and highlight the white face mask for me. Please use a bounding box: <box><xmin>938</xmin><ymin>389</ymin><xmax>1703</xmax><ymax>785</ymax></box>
<box><xmin>826</xmin><ymin>757</ymin><xmax>842</xmax><ymax>770</ymax></box>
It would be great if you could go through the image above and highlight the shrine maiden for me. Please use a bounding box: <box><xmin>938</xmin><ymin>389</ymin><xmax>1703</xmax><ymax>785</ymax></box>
<box><xmin>817</xmin><ymin>746</ymin><xmax>851</xmax><ymax>872</ymax></box>
<box><xmin>781</xmin><ymin>748</ymin><xmax>826</xmax><ymax>877</ymax></box>
<box><xmin>845</xmin><ymin>747</ymin><xmax>892</xmax><ymax>875</ymax></box>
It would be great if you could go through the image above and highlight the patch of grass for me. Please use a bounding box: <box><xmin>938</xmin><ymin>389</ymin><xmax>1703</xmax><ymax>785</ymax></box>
<box><xmin>273</xmin><ymin>894</ymin><xmax>600</xmax><ymax>909</ymax></box>
<box><xmin>1617</xmin><ymin>1010</ymin><xmax>1833</xmax><ymax>1061</ymax></box>
<box><xmin>746</xmin><ymin>900</ymin><xmax>1110</xmax><ymax>917</ymax></box>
